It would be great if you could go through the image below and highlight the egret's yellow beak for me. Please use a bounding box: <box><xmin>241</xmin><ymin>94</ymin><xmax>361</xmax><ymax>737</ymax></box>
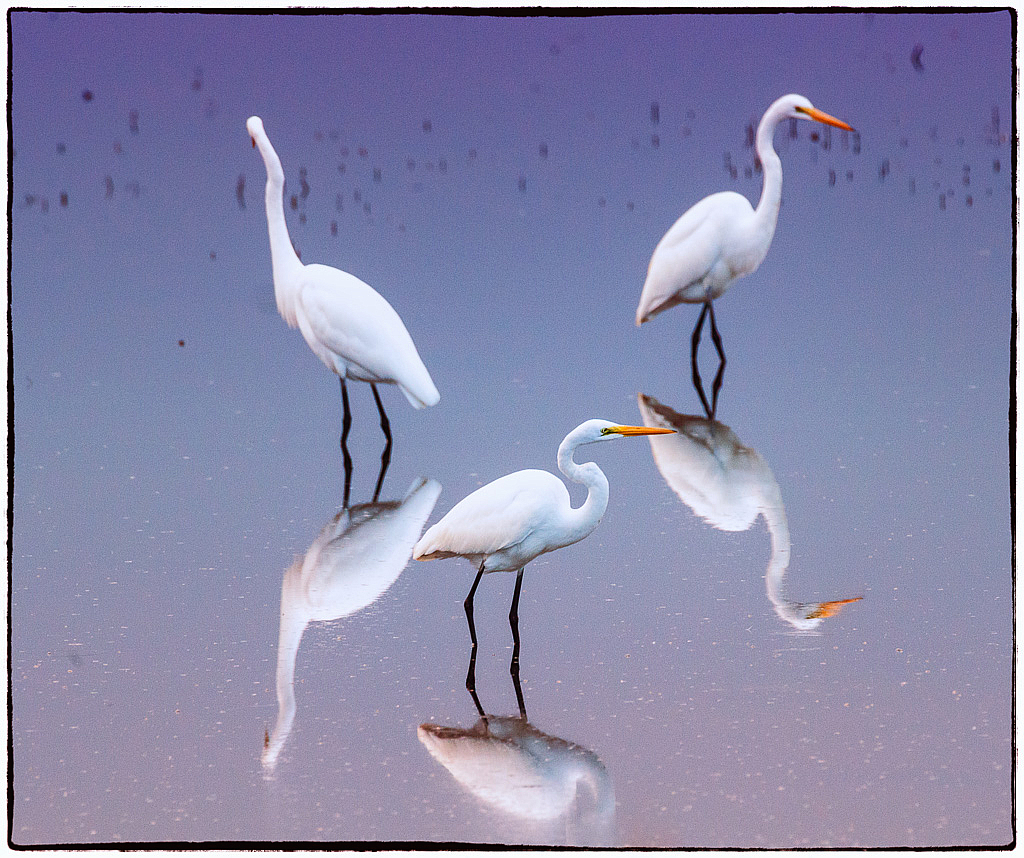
<box><xmin>806</xmin><ymin>596</ymin><xmax>863</xmax><ymax>619</ymax></box>
<box><xmin>608</xmin><ymin>425</ymin><xmax>676</xmax><ymax>437</ymax></box>
<box><xmin>796</xmin><ymin>105</ymin><xmax>854</xmax><ymax>132</ymax></box>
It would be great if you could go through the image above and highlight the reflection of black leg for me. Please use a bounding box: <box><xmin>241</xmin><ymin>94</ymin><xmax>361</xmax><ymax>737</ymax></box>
<box><xmin>707</xmin><ymin>303</ymin><xmax>727</xmax><ymax>419</ymax></box>
<box><xmin>708</xmin><ymin>302</ymin><xmax>725</xmax><ymax>363</ymax></box>
<box><xmin>370</xmin><ymin>384</ymin><xmax>392</xmax><ymax>503</ymax></box>
<box><xmin>464</xmin><ymin>562</ymin><xmax>486</xmax><ymax>708</ymax></box>
<box><xmin>467</xmin><ymin>664</ymin><xmax>486</xmax><ymax>720</ymax></box>
<box><xmin>710</xmin><ymin>360</ymin><xmax>726</xmax><ymax>419</ymax></box>
<box><xmin>511</xmin><ymin>664</ymin><xmax>527</xmax><ymax>721</ymax></box>
<box><xmin>690</xmin><ymin>303</ymin><xmax>713</xmax><ymax>419</ymax></box>
<box><xmin>690</xmin><ymin>303</ymin><xmax>708</xmax><ymax>367</ymax></box>
<box><xmin>508</xmin><ymin>567</ymin><xmax>526</xmax><ymax>719</ymax></box>
<box><xmin>339</xmin><ymin>378</ymin><xmax>353</xmax><ymax>508</ymax></box>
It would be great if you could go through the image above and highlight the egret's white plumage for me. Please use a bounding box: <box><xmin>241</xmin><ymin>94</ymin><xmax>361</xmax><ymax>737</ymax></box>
<box><xmin>636</xmin><ymin>94</ymin><xmax>853</xmax><ymax>325</ymax></box>
<box><xmin>414</xmin><ymin>468</ymin><xmax>576</xmax><ymax>573</ymax></box>
<box><xmin>413</xmin><ymin>419</ymin><xmax>674</xmax><ymax>575</ymax></box>
<box><xmin>247</xmin><ymin>115</ymin><xmax>439</xmax><ymax>410</ymax></box>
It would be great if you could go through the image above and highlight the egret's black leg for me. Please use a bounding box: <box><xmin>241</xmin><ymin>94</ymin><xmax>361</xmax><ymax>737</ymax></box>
<box><xmin>707</xmin><ymin>302</ymin><xmax>727</xmax><ymax>419</ymax></box>
<box><xmin>370</xmin><ymin>384</ymin><xmax>392</xmax><ymax>502</ymax></box>
<box><xmin>509</xmin><ymin>567</ymin><xmax>524</xmax><ymax>671</ymax></box>
<box><xmin>464</xmin><ymin>561</ymin><xmax>486</xmax><ymax>704</ymax></box>
<box><xmin>690</xmin><ymin>303</ymin><xmax>713</xmax><ymax>419</ymax></box>
<box><xmin>508</xmin><ymin>567</ymin><xmax>526</xmax><ymax>719</ymax></box>
<box><xmin>339</xmin><ymin>378</ymin><xmax>353</xmax><ymax>508</ymax></box>
<box><xmin>464</xmin><ymin>562</ymin><xmax>486</xmax><ymax>652</ymax></box>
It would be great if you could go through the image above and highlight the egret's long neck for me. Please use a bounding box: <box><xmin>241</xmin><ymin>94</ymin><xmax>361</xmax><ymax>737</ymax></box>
<box><xmin>753</xmin><ymin>106</ymin><xmax>785</xmax><ymax>238</ymax></box>
<box><xmin>760</xmin><ymin>483</ymin><xmax>821</xmax><ymax>630</ymax></box>
<box><xmin>556</xmin><ymin>437</ymin><xmax>610</xmax><ymax>546</ymax></box>
<box><xmin>252</xmin><ymin>131</ymin><xmax>303</xmax><ymax>321</ymax></box>
<box><xmin>761</xmin><ymin>485</ymin><xmax>791</xmax><ymax>609</ymax></box>
<box><xmin>262</xmin><ymin>559</ymin><xmax>305</xmax><ymax>770</ymax></box>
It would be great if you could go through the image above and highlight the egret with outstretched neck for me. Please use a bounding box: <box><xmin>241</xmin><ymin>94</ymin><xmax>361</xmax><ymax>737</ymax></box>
<box><xmin>413</xmin><ymin>419</ymin><xmax>673</xmax><ymax>687</ymax></box>
<box><xmin>636</xmin><ymin>94</ymin><xmax>853</xmax><ymax>415</ymax></box>
<box><xmin>246</xmin><ymin>116</ymin><xmax>439</xmax><ymax>499</ymax></box>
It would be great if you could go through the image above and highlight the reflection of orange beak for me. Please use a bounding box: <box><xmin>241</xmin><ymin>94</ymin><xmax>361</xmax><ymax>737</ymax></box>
<box><xmin>797</xmin><ymin>105</ymin><xmax>854</xmax><ymax>132</ymax></box>
<box><xmin>807</xmin><ymin>596</ymin><xmax>863</xmax><ymax>619</ymax></box>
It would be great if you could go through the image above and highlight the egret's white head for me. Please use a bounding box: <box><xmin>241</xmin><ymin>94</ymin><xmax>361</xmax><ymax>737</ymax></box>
<box><xmin>573</xmin><ymin>418</ymin><xmax>675</xmax><ymax>446</ymax></box>
<box><xmin>776</xmin><ymin>596</ymin><xmax>864</xmax><ymax>633</ymax></box>
<box><xmin>774</xmin><ymin>94</ymin><xmax>854</xmax><ymax>131</ymax></box>
<box><xmin>246</xmin><ymin>115</ymin><xmax>265</xmax><ymax>144</ymax></box>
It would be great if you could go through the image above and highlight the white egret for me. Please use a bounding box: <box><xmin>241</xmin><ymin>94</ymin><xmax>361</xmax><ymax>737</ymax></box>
<box><xmin>636</xmin><ymin>94</ymin><xmax>854</xmax><ymax>406</ymax></box>
<box><xmin>246</xmin><ymin>115</ymin><xmax>439</xmax><ymax>482</ymax></box>
<box><xmin>413</xmin><ymin>419</ymin><xmax>674</xmax><ymax>667</ymax></box>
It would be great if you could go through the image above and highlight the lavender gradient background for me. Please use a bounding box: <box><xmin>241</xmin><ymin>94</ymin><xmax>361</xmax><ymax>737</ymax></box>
<box><xmin>10</xmin><ymin>10</ymin><xmax>1013</xmax><ymax>847</ymax></box>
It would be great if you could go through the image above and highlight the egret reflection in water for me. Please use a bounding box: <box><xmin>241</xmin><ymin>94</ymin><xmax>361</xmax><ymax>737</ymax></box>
<box><xmin>637</xmin><ymin>393</ymin><xmax>861</xmax><ymax>632</ymax></box>
<box><xmin>418</xmin><ymin>663</ymin><xmax>615</xmax><ymax>846</ymax></box>
<box><xmin>262</xmin><ymin>476</ymin><xmax>441</xmax><ymax>771</ymax></box>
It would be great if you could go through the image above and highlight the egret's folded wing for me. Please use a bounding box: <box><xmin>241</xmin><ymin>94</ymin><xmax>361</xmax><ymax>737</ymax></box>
<box><xmin>415</xmin><ymin>470</ymin><xmax>565</xmax><ymax>559</ymax></box>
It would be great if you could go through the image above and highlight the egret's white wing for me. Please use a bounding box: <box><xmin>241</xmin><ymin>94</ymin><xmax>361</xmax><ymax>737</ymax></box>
<box><xmin>415</xmin><ymin>469</ymin><xmax>567</xmax><ymax>561</ymax></box>
<box><xmin>298</xmin><ymin>264</ymin><xmax>439</xmax><ymax>407</ymax></box>
<box><xmin>637</xmin><ymin>191</ymin><xmax>754</xmax><ymax>322</ymax></box>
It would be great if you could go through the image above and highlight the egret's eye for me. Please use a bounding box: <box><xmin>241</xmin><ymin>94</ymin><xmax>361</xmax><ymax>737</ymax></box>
<box><xmin>600</xmin><ymin>427</ymin><xmax>614</xmax><ymax>436</ymax></box>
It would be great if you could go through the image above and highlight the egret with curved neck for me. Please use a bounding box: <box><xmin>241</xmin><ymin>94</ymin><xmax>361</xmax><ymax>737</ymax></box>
<box><xmin>635</xmin><ymin>94</ymin><xmax>853</xmax><ymax>416</ymax></box>
<box><xmin>246</xmin><ymin>116</ymin><xmax>439</xmax><ymax>501</ymax></box>
<box><xmin>412</xmin><ymin>419</ymin><xmax>674</xmax><ymax>687</ymax></box>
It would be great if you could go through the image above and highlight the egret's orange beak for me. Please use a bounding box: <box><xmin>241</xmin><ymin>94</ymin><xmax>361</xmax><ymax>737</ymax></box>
<box><xmin>806</xmin><ymin>596</ymin><xmax>863</xmax><ymax>619</ymax></box>
<box><xmin>609</xmin><ymin>425</ymin><xmax>676</xmax><ymax>437</ymax></box>
<box><xmin>797</xmin><ymin>105</ymin><xmax>854</xmax><ymax>132</ymax></box>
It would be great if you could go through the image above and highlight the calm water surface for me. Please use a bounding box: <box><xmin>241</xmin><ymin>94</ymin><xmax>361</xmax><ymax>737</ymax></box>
<box><xmin>10</xmin><ymin>10</ymin><xmax>1013</xmax><ymax>848</ymax></box>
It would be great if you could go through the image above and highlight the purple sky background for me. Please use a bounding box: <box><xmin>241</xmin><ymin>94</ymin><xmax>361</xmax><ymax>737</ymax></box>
<box><xmin>9</xmin><ymin>9</ymin><xmax>1013</xmax><ymax>847</ymax></box>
